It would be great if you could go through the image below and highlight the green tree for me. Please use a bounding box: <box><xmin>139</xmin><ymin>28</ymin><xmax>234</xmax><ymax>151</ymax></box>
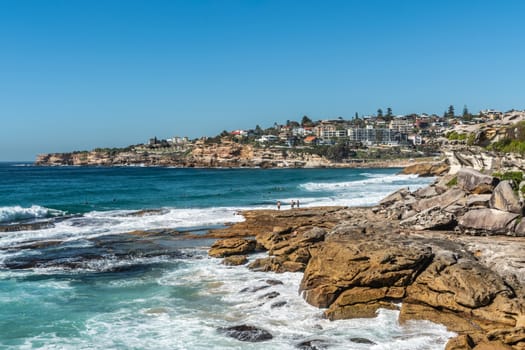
<box><xmin>448</xmin><ymin>105</ymin><xmax>455</xmax><ymax>118</ymax></box>
<box><xmin>386</xmin><ymin>107</ymin><xmax>393</xmax><ymax>118</ymax></box>
<box><xmin>254</xmin><ymin>125</ymin><xmax>263</xmax><ymax>135</ymax></box>
<box><xmin>377</xmin><ymin>108</ymin><xmax>383</xmax><ymax>118</ymax></box>
<box><xmin>301</xmin><ymin>115</ymin><xmax>313</xmax><ymax>126</ymax></box>
<box><xmin>354</xmin><ymin>112</ymin><xmax>359</xmax><ymax>119</ymax></box>
<box><xmin>462</xmin><ymin>105</ymin><xmax>472</xmax><ymax>121</ymax></box>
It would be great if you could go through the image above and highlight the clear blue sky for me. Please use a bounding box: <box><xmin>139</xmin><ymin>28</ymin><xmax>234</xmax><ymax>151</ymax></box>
<box><xmin>1</xmin><ymin>0</ymin><xmax>524</xmax><ymax>161</ymax></box>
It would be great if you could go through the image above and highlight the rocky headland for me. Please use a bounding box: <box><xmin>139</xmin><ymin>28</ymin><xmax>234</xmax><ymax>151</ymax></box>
<box><xmin>34</xmin><ymin>141</ymin><xmax>430</xmax><ymax>169</ymax></box>
<box><xmin>207</xmin><ymin>165</ymin><xmax>525</xmax><ymax>349</ymax></box>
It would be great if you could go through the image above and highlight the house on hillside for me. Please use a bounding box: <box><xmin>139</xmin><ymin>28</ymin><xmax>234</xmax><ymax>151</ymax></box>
<box><xmin>303</xmin><ymin>136</ymin><xmax>319</xmax><ymax>145</ymax></box>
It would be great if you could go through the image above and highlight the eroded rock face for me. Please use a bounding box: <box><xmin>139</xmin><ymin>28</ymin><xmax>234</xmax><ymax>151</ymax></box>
<box><xmin>300</xmin><ymin>239</ymin><xmax>433</xmax><ymax>319</ymax></box>
<box><xmin>490</xmin><ymin>180</ymin><xmax>523</xmax><ymax>214</ymax></box>
<box><xmin>208</xmin><ymin>238</ymin><xmax>256</xmax><ymax>258</ymax></box>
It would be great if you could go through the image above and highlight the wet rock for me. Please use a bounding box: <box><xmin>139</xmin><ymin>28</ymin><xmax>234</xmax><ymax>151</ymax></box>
<box><xmin>125</xmin><ymin>209</ymin><xmax>168</xmax><ymax>217</ymax></box>
<box><xmin>350</xmin><ymin>337</ymin><xmax>376</xmax><ymax>345</ymax></box>
<box><xmin>208</xmin><ymin>238</ymin><xmax>256</xmax><ymax>258</ymax></box>
<box><xmin>2</xmin><ymin>233</ymin><xmax>189</xmax><ymax>270</ymax></box>
<box><xmin>240</xmin><ymin>285</ymin><xmax>270</xmax><ymax>293</ymax></box>
<box><xmin>259</xmin><ymin>291</ymin><xmax>279</xmax><ymax>299</ymax></box>
<box><xmin>458</xmin><ymin>209</ymin><xmax>519</xmax><ymax>235</ymax></box>
<box><xmin>222</xmin><ymin>255</ymin><xmax>247</xmax><ymax>266</ymax></box>
<box><xmin>296</xmin><ymin>339</ymin><xmax>329</xmax><ymax>349</ymax></box>
<box><xmin>217</xmin><ymin>325</ymin><xmax>273</xmax><ymax>342</ymax></box>
<box><xmin>270</xmin><ymin>301</ymin><xmax>287</xmax><ymax>308</ymax></box>
<box><xmin>490</xmin><ymin>180</ymin><xmax>522</xmax><ymax>214</ymax></box>
<box><xmin>266</xmin><ymin>279</ymin><xmax>283</xmax><ymax>285</ymax></box>
<box><xmin>0</xmin><ymin>220</ymin><xmax>55</xmax><ymax>232</ymax></box>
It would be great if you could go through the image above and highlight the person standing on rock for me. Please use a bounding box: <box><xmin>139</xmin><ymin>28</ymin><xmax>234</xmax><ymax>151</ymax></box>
<box><xmin>296</xmin><ymin>200</ymin><xmax>300</xmax><ymax>208</ymax></box>
<box><xmin>276</xmin><ymin>201</ymin><xmax>281</xmax><ymax>210</ymax></box>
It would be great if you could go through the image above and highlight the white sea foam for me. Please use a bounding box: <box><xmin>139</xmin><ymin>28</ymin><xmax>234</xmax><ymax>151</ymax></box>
<box><xmin>0</xmin><ymin>205</ymin><xmax>65</xmax><ymax>223</ymax></box>
<box><xmin>1</xmin><ymin>250</ymin><xmax>455</xmax><ymax>350</ymax></box>
<box><xmin>300</xmin><ymin>173</ymin><xmax>428</xmax><ymax>192</ymax></box>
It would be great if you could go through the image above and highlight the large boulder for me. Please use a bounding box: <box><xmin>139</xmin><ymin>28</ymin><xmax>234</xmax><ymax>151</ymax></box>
<box><xmin>208</xmin><ymin>238</ymin><xmax>256</xmax><ymax>258</ymax></box>
<box><xmin>457</xmin><ymin>168</ymin><xmax>496</xmax><ymax>193</ymax></box>
<box><xmin>458</xmin><ymin>209</ymin><xmax>519</xmax><ymax>235</ymax></box>
<box><xmin>402</xmin><ymin>250</ymin><xmax>522</xmax><ymax>335</ymax></box>
<box><xmin>466</xmin><ymin>194</ymin><xmax>492</xmax><ymax>208</ymax></box>
<box><xmin>299</xmin><ymin>239</ymin><xmax>433</xmax><ymax>319</ymax></box>
<box><xmin>490</xmin><ymin>180</ymin><xmax>523</xmax><ymax>214</ymax></box>
<box><xmin>413</xmin><ymin>188</ymin><xmax>466</xmax><ymax>212</ymax></box>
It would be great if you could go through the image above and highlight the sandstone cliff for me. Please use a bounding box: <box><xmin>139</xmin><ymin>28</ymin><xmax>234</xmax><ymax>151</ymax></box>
<box><xmin>35</xmin><ymin>142</ymin><xmax>424</xmax><ymax>168</ymax></box>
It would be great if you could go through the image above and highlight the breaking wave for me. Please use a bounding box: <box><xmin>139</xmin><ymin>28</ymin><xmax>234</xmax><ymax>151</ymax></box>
<box><xmin>0</xmin><ymin>205</ymin><xmax>66</xmax><ymax>223</ymax></box>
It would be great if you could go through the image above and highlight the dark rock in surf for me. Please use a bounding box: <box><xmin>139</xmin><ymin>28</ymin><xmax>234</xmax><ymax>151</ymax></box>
<box><xmin>239</xmin><ymin>285</ymin><xmax>270</xmax><ymax>293</ymax></box>
<box><xmin>266</xmin><ymin>279</ymin><xmax>283</xmax><ymax>285</ymax></box>
<box><xmin>217</xmin><ymin>325</ymin><xmax>273</xmax><ymax>342</ymax></box>
<box><xmin>296</xmin><ymin>339</ymin><xmax>329</xmax><ymax>349</ymax></box>
<box><xmin>271</xmin><ymin>301</ymin><xmax>287</xmax><ymax>308</ymax></box>
<box><xmin>258</xmin><ymin>291</ymin><xmax>279</xmax><ymax>299</ymax></box>
<box><xmin>350</xmin><ymin>337</ymin><xmax>376</xmax><ymax>345</ymax></box>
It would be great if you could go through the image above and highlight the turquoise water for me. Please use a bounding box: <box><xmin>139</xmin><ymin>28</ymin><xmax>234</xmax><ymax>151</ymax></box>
<box><xmin>0</xmin><ymin>163</ymin><xmax>453</xmax><ymax>349</ymax></box>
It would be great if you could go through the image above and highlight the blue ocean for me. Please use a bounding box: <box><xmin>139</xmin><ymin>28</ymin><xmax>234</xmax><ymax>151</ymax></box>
<box><xmin>0</xmin><ymin>163</ymin><xmax>453</xmax><ymax>349</ymax></box>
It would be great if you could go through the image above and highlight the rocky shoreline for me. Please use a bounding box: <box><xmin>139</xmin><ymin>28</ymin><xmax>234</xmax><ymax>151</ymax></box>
<box><xmin>34</xmin><ymin>143</ymin><xmax>433</xmax><ymax>169</ymax></box>
<box><xmin>207</xmin><ymin>168</ymin><xmax>525</xmax><ymax>349</ymax></box>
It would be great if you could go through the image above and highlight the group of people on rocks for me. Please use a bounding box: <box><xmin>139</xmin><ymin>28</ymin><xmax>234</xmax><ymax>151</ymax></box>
<box><xmin>276</xmin><ymin>199</ymin><xmax>299</xmax><ymax>210</ymax></box>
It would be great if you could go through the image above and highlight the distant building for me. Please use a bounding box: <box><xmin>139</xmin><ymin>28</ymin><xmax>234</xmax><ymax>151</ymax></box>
<box><xmin>347</xmin><ymin>126</ymin><xmax>407</xmax><ymax>146</ymax></box>
<box><xmin>256</xmin><ymin>135</ymin><xmax>279</xmax><ymax>143</ymax></box>
<box><xmin>389</xmin><ymin>118</ymin><xmax>413</xmax><ymax>134</ymax></box>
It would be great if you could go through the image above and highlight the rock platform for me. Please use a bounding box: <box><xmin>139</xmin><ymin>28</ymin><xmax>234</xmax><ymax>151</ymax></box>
<box><xmin>208</xmin><ymin>168</ymin><xmax>525</xmax><ymax>349</ymax></box>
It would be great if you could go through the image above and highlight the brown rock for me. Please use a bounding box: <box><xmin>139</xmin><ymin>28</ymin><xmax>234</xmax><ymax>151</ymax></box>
<box><xmin>473</xmin><ymin>341</ymin><xmax>513</xmax><ymax>350</ymax></box>
<box><xmin>222</xmin><ymin>255</ymin><xmax>248</xmax><ymax>266</ymax></box>
<box><xmin>445</xmin><ymin>334</ymin><xmax>475</xmax><ymax>350</ymax></box>
<box><xmin>401</xmin><ymin>162</ymin><xmax>450</xmax><ymax>177</ymax></box>
<box><xmin>208</xmin><ymin>238</ymin><xmax>256</xmax><ymax>258</ymax></box>
<box><xmin>300</xmin><ymin>239</ymin><xmax>433</xmax><ymax>311</ymax></box>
